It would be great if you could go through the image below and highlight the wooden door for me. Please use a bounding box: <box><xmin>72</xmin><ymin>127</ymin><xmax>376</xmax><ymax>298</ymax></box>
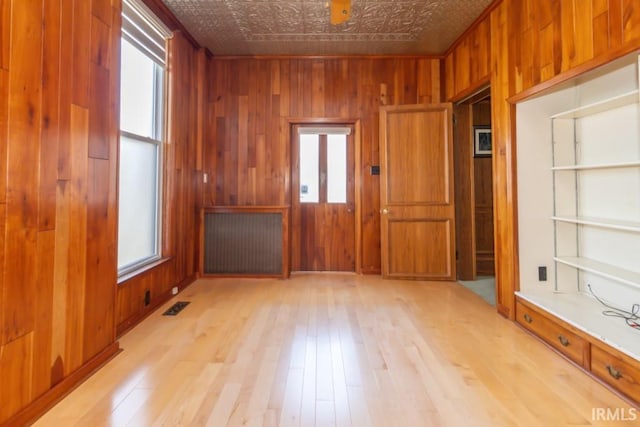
<box><xmin>380</xmin><ymin>104</ymin><xmax>456</xmax><ymax>280</ymax></box>
<box><xmin>292</xmin><ymin>126</ymin><xmax>355</xmax><ymax>271</ymax></box>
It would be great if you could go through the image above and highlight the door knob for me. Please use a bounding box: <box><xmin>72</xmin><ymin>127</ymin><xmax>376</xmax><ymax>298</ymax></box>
<box><xmin>381</xmin><ymin>208</ymin><xmax>389</xmax><ymax>214</ymax></box>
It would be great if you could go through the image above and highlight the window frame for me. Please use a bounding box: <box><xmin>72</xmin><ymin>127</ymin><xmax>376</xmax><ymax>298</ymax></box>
<box><xmin>117</xmin><ymin>0</ymin><xmax>170</xmax><ymax>279</ymax></box>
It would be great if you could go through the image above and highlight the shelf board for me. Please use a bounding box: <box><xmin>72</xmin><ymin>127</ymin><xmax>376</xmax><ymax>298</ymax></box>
<box><xmin>551</xmin><ymin>160</ymin><xmax>640</xmax><ymax>171</ymax></box>
<box><xmin>554</xmin><ymin>256</ymin><xmax>640</xmax><ymax>289</ymax></box>
<box><xmin>516</xmin><ymin>290</ymin><xmax>640</xmax><ymax>361</ymax></box>
<box><xmin>551</xmin><ymin>216</ymin><xmax>640</xmax><ymax>232</ymax></box>
<box><xmin>551</xmin><ymin>90</ymin><xmax>639</xmax><ymax>119</ymax></box>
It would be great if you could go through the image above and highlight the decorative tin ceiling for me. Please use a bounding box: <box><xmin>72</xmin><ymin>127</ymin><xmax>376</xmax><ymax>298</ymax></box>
<box><xmin>161</xmin><ymin>0</ymin><xmax>494</xmax><ymax>56</ymax></box>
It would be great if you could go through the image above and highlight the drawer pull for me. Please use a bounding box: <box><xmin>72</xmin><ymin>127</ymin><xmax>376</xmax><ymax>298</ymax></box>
<box><xmin>606</xmin><ymin>365</ymin><xmax>622</xmax><ymax>380</ymax></box>
<box><xmin>558</xmin><ymin>335</ymin><xmax>570</xmax><ymax>347</ymax></box>
<box><xmin>523</xmin><ymin>313</ymin><xmax>532</xmax><ymax>323</ymax></box>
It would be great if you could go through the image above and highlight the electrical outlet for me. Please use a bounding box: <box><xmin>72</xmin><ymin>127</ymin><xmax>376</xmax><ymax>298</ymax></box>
<box><xmin>144</xmin><ymin>289</ymin><xmax>151</xmax><ymax>306</ymax></box>
<box><xmin>172</xmin><ymin>286</ymin><xmax>178</xmax><ymax>295</ymax></box>
<box><xmin>538</xmin><ymin>266</ymin><xmax>547</xmax><ymax>281</ymax></box>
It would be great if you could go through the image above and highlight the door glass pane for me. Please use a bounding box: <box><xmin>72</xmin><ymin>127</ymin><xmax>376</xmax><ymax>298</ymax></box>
<box><xmin>327</xmin><ymin>134</ymin><xmax>347</xmax><ymax>203</ymax></box>
<box><xmin>299</xmin><ymin>134</ymin><xmax>319</xmax><ymax>203</ymax></box>
<box><xmin>120</xmin><ymin>38</ymin><xmax>156</xmax><ymax>138</ymax></box>
<box><xmin>118</xmin><ymin>134</ymin><xmax>159</xmax><ymax>269</ymax></box>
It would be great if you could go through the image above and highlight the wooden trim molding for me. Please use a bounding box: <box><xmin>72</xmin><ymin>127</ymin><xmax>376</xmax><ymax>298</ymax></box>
<box><xmin>0</xmin><ymin>343</ymin><xmax>121</xmax><ymax>427</ymax></box>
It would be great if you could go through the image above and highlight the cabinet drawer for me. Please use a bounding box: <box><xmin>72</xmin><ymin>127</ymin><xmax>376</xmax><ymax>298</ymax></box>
<box><xmin>516</xmin><ymin>300</ymin><xmax>589</xmax><ymax>367</ymax></box>
<box><xmin>591</xmin><ymin>344</ymin><xmax>640</xmax><ymax>403</ymax></box>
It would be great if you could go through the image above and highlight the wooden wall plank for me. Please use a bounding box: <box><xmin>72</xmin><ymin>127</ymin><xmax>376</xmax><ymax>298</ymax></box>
<box><xmin>57</xmin><ymin>0</ymin><xmax>74</xmax><ymax>181</ymax></box>
<box><xmin>0</xmin><ymin>69</ymin><xmax>7</xmax><ymax>204</ymax></box>
<box><xmin>454</xmin><ymin>38</ymin><xmax>471</xmax><ymax>91</ymax></box>
<box><xmin>0</xmin><ymin>203</ymin><xmax>5</xmax><ymax>350</ymax></box>
<box><xmin>71</xmin><ymin>0</ymin><xmax>91</xmax><ymax>107</ymax></box>
<box><xmin>453</xmin><ymin>104</ymin><xmax>474</xmax><ymax>280</ymax></box>
<box><xmin>92</xmin><ymin>0</ymin><xmax>112</xmax><ymax>26</ymax></box>
<box><xmin>0</xmin><ymin>0</ymin><xmax>9</xmax><ymax>71</ymax></box>
<box><xmin>573</xmin><ymin>0</ymin><xmax>594</xmax><ymax>67</ymax></box>
<box><xmin>610</xmin><ymin>0</ymin><xmax>624</xmax><ymax>49</ymax></box>
<box><xmin>51</xmin><ymin>181</ymin><xmax>70</xmax><ymax>386</ymax></box>
<box><xmin>64</xmin><ymin>105</ymin><xmax>89</xmax><ymax>374</ymax></box>
<box><xmin>2</xmin><ymin>0</ymin><xmax>43</xmax><ymax>344</ymax></box>
<box><xmin>40</xmin><ymin>0</ymin><xmax>62</xmax><ymax>232</ymax></box>
<box><xmin>83</xmin><ymin>158</ymin><xmax>116</xmax><ymax>360</ymax></box>
<box><xmin>90</xmin><ymin>14</ymin><xmax>111</xmax><ymax>71</ymax></box>
<box><xmin>32</xmin><ymin>230</ymin><xmax>55</xmax><ymax>397</ymax></box>
<box><xmin>88</xmin><ymin>64</ymin><xmax>111</xmax><ymax>159</ymax></box>
<box><xmin>0</xmin><ymin>333</ymin><xmax>34</xmax><ymax>421</ymax></box>
<box><xmin>622</xmin><ymin>0</ymin><xmax>640</xmax><ymax>43</ymax></box>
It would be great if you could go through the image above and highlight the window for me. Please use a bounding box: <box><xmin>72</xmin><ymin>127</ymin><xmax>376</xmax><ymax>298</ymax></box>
<box><xmin>117</xmin><ymin>0</ymin><xmax>170</xmax><ymax>277</ymax></box>
<box><xmin>298</xmin><ymin>127</ymin><xmax>350</xmax><ymax>204</ymax></box>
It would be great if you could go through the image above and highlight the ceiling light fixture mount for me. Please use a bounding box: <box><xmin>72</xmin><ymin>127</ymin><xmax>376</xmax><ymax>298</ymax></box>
<box><xmin>329</xmin><ymin>0</ymin><xmax>351</xmax><ymax>25</ymax></box>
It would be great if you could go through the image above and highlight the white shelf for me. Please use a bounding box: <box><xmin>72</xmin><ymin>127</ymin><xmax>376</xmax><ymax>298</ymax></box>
<box><xmin>516</xmin><ymin>290</ymin><xmax>640</xmax><ymax>361</ymax></box>
<box><xmin>554</xmin><ymin>256</ymin><xmax>640</xmax><ymax>290</ymax></box>
<box><xmin>551</xmin><ymin>90</ymin><xmax>639</xmax><ymax>119</ymax></box>
<box><xmin>552</xmin><ymin>216</ymin><xmax>640</xmax><ymax>233</ymax></box>
<box><xmin>551</xmin><ymin>161</ymin><xmax>640</xmax><ymax>171</ymax></box>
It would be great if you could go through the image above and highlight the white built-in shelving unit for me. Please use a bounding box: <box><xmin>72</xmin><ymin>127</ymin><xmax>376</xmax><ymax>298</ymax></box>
<box><xmin>516</xmin><ymin>53</ymin><xmax>640</xmax><ymax>360</ymax></box>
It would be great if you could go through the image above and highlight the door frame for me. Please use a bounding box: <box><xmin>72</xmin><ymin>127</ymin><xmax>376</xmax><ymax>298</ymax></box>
<box><xmin>453</xmin><ymin>86</ymin><xmax>495</xmax><ymax>281</ymax></box>
<box><xmin>288</xmin><ymin>118</ymin><xmax>362</xmax><ymax>273</ymax></box>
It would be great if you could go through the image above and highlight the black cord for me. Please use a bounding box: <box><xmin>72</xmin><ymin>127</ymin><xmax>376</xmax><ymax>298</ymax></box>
<box><xmin>587</xmin><ymin>284</ymin><xmax>640</xmax><ymax>329</ymax></box>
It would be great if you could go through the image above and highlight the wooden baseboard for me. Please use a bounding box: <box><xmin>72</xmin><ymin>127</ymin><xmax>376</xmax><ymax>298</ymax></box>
<box><xmin>1</xmin><ymin>342</ymin><xmax>121</xmax><ymax>427</ymax></box>
<box><xmin>116</xmin><ymin>275</ymin><xmax>197</xmax><ymax>337</ymax></box>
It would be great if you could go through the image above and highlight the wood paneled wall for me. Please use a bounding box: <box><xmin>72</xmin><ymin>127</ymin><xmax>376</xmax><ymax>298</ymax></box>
<box><xmin>445</xmin><ymin>0</ymin><xmax>640</xmax><ymax>317</ymax></box>
<box><xmin>115</xmin><ymin>31</ymin><xmax>205</xmax><ymax>335</ymax></box>
<box><xmin>0</xmin><ymin>1</ymin><xmax>205</xmax><ymax>423</ymax></box>
<box><xmin>0</xmin><ymin>0</ymin><xmax>121</xmax><ymax>423</ymax></box>
<box><xmin>204</xmin><ymin>57</ymin><xmax>441</xmax><ymax>273</ymax></box>
<box><xmin>445</xmin><ymin>14</ymin><xmax>492</xmax><ymax>100</ymax></box>
<box><xmin>472</xmin><ymin>102</ymin><xmax>494</xmax><ymax>276</ymax></box>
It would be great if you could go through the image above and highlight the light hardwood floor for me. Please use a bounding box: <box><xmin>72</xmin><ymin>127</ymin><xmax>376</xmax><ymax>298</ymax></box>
<box><xmin>35</xmin><ymin>274</ymin><xmax>635</xmax><ymax>426</ymax></box>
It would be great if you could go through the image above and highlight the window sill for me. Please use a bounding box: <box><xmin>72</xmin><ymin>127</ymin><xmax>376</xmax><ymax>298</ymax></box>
<box><xmin>117</xmin><ymin>256</ymin><xmax>172</xmax><ymax>285</ymax></box>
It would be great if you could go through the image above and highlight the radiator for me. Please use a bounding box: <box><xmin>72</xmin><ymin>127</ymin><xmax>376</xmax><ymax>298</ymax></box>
<box><xmin>203</xmin><ymin>209</ymin><xmax>286</xmax><ymax>276</ymax></box>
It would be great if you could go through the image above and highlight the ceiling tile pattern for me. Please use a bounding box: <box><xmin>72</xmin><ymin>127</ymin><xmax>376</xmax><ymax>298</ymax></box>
<box><xmin>161</xmin><ymin>0</ymin><xmax>493</xmax><ymax>55</ymax></box>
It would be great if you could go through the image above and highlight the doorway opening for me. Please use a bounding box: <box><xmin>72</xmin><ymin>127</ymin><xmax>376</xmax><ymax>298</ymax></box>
<box><xmin>291</xmin><ymin>124</ymin><xmax>356</xmax><ymax>272</ymax></box>
<box><xmin>453</xmin><ymin>87</ymin><xmax>496</xmax><ymax>305</ymax></box>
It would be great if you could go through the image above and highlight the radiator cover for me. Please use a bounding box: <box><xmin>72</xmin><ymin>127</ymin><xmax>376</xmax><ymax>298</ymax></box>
<box><xmin>203</xmin><ymin>211</ymin><xmax>283</xmax><ymax>275</ymax></box>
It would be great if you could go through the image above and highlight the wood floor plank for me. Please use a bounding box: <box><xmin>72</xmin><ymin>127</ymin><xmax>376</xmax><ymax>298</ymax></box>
<box><xmin>34</xmin><ymin>274</ymin><xmax>635</xmax><ymax>427</ymax></box>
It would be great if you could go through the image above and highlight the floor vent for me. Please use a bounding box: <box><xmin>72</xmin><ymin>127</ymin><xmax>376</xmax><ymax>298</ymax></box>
<box><xmin>162</xmin><ymin>301</ymin><xmax>190</xmax><ymax>316</ymax></box>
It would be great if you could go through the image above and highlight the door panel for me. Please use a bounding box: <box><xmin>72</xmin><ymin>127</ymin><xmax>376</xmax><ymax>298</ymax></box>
<box><xmin>300</xmin><ymin>203</ymin><xmax>354</xmax><ymax>271</ymax></box>
<box><xmin>386</xmin><ymin>111</ymin><xmax>449</xmax><ymax>205</ymax></box>
<box><xmin>380</xmin><ymin>104</ymin><xmax>456</xmax><ymax>280</ymax></box>
<box><xmin>388</xmin><ymin>219</ymin><xmax>453</xmax><ymax>277</ymax></box>
<box><xmin>293</xmin><ymin>126</ymin><xmax>355</xmax><ymax>271</ymax></box>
